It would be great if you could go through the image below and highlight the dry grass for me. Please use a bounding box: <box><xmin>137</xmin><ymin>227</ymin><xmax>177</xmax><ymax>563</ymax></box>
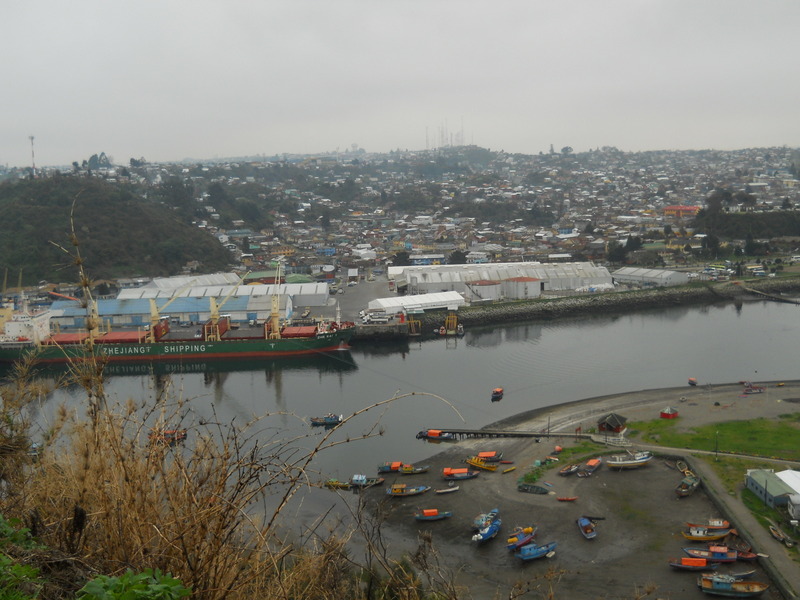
<box><xmin>0</xmin><ymin>355</ymin><xmax>473</xmax><ymax>600</ymax></box>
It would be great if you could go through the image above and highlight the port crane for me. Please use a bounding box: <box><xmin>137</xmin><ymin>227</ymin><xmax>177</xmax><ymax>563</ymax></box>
<box><xmin>205</xmin><ymin>272</ymin><xmax>249</xmax><ymax>341</ymax></box>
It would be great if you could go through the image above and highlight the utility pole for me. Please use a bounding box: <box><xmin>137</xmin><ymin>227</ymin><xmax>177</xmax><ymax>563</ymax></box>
<box><xmin>29</xmin><ymin>135</ymin><xmax>36</xmax><ymax>177</ymax></box>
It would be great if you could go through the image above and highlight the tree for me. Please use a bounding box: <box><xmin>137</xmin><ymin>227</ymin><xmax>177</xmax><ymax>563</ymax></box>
<box><xmin>607</xmin><ymin>241</ymin><xmax>627</xmax><ymax>263</ymax></box>
<box><xmin>663</xmin><ymin>224</ymin><xmax>673</xmax><ymax>238</ymax></box>
<box><xmin>448</xmin><ymin>250</ymin><xmax>467</xmax><ymax>264</ymax></box>
<box><xmin>392</xmin><ymin>251</ymin><xmax>411</xmax><ymax>266</ymax></box>
<box><xmin>625</xmin><ymin>236</ymin><xmax>643</xmax><ymax>252</ymax></box>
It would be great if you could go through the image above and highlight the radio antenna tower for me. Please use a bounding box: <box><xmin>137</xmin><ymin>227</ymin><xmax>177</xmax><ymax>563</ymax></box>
<box><xmin>29</xmin><ymin>135</ymin><xmax>36</xmax><ymax>178</ymax></box>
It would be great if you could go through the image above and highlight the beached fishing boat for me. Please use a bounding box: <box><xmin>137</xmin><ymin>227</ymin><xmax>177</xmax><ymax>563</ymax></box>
<box><xmin>465</xmin><ymin>456</ymin><xmax>498</xmax><ymax>471</ymax></box>
<box><xmin>577</xmin><ymin>457</ymin><xmax>602</xmax><ymax>477</ymax></box>
<box><xmin>668</xmin><ymin>557</ymin><xmax>718</xmax><ymax>572</ymax></box>
<box><xmin>683</xmin><ymin>546</ymin><xmax>738</xmax><ymax>563</ymax></box>
<box><xmin>472</xmin><ymin>508</ymin><xmax>499</xmax><ymax>531</ymax></box>
<box><xmin>502</xmin><ymin>466</ymin><xmax>517</xmax><ymax>474</ymax></box>
<box><xmin>415</xmin><ymin>429</ymin><xmax>457</xmax><ymax>442</ymax></box>
<box><xmin>577</xmin><ymin>516</ymin><xmax>597</xmax><ymax>540</ymax></box>
<box><xmin>413</xmin><ymin>508</ymin><xmax>452</xmax><ymax>521</ymax></box>
<box><xmin>434</xmin><ymin>485</ymin><xmax>459</xmax><ymax>494</ymax></box>
<box><xmin>559</xmin><ymin>463</ymin><xmax>579</xmax><ymax>476</ymax></box>
<box><xmin>606</xmin><ymin>450</ymin><xmax>653</xmax><ymax>469</ymax></box>
<box><xmin>515</xmin><ymin>541</ymin><xmax>557</xmax><ymax>561</ymax></box>
<box><xmin>517</xmin><ymin>483</ymin><xmax>549</xmax><ymax>494</ymax></box>
<box><xmin>476</xmin><ymin>451</ymin><xmax>503</xmax><ymax>462</ymax></box>
<box><xmin>472</xmin><ymin>512</ymin><xmax>502</xmax><ymax>543</ymax></box>
<box><xmin>349</xmin><ymin>474</ymin><xmax>384</xmax><ymax>489</ymax></box>
<box><xmin>310</xmin><ymin>413</ymin><xmax>342</xmax><ymax>427</ymax></box>
<box><xmin>386</xmin><ymin>483</ymin><xmax>430</xmax><ymax>497</ymax></box>
<box><xmin>768</xmin><ymin>521</ymin><xmax>795</xmax><ymax>547</ymax></box>
<box><xmin>683</xmin><ymin>526</ymin><xmax>732</xmax><ymax>541</ymax></box>
<box><xmin>377</xmin><ymin>461</ymin><xmax>404</xmax><ymax>473</ymax></box>
<box><xmin>676</xmin><ymin>472</ymin><xmax>701</xmax><ymax>497</ymax></box>
<box><xmin>686</xmin><ymin>518</ymin><xmax>731</xmax><ymax>530</ymax></box>
<box><xmin>696</xmin><ymin>573</ymin><xmax>769</xmax><ymax>597</ymax></box>
<box><xmin>442</xmin><ymin>467</ymin><xmax>480</xmax><ymax>480</ymax></box>
<box><xmin>505</xmin><ymin>525</ymin><xmax>538</xmax><ymax>551</ymax></box>
<box><xmin>399</xmin><ymin>463</ymin><xmax>430</xmax><ymax>475</ymax></box>
<box><xmin>557</xmin><ymin>496</ymin><xmax>578</xmax><ymax>502</ymax></box>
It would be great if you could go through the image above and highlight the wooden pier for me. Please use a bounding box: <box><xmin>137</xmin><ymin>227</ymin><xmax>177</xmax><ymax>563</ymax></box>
<box><xmin>741</xmin><ymin>286</ymin><xmax>800</xmax><ymax>305</ymax></box>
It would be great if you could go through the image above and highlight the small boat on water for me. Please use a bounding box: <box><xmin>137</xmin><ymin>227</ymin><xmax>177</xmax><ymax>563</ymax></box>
<box><xmin>434</xmin><ymin>485</ymin><xmax>459</xmax><ymax>494</ymax></box>
<box><xmin>517</xmin><ymin>483</ymin><xmax>549</xmax><ymax>495</ymax></box>
<box><xmin>687</xmin><ymin>518</ymin><xmax>731</xmax><ymax>530</ymax></box>
<box><xmin>676</xmin><ymin>472</ymin><xmax>701</xmax><ymax>497</ymax></box>
<box><xmin>515</xmin><ymin>541</ymin><xmax>557</xmax><ymax>561</ymax></box>
<box><xmin>559</xmin><ymin>463</ymin><xmax>579</xmax><ymax>476</ymax></box>
<box><xmin>506</xmin><ymin>525</ymin><xmax>538</xmax><ymax>550</ymax></box>
<box><xmin>606</xmin><ymin>450</ymin><xmax>653</xmax><ymax>470</ymax></box>
<box><xmin>557</xmin><ymin>496</ymin><xmax>578</xmax><ymax>502</ymax></box>
<box><xmin>414</xmin><ymin>508</ymin><xmax>452</xmax><ymax>521</ymax></box>
<box><xmin>465</xmin><ymin>456</ymin><xmax>498</xmax><ymax>471</ymax></box>
<box><xmin>696</xmin><ymin>573</ymin><xmax>769</xmax><ymax>597</ymax></box>
<box><xmin>490</xmin><ymin>387</ymin><xmax>504</xmax><ymax>402</ymax></box>
<box><xmin>310</xmin><ymin>413</ymin><xmax>343</xmax><ymax>427</ymax></box>
<box><xmin>577</xmin><ymin>516</ymin><xmax>597</xmax><ymax>540</ymax></box>
<box><xmin>386</xmin><ymin>483</ymin><xmax>431</xmax><ymax>497</ymax></box>
<box><xmin>324</xmin><ymin>478</ymin><xmax>351</xmax><ymax>490</ymax></box>
<box><xmin>472</xmin><ymin>508</ymin><xmax>499</xmax><ymax>531</ymax></box>
<box><xmin>683</xmin><ymin>546</ymin><xmax>738</xmax><ymax>563</ymax></box>
<box><xmin>683</xmin><ymin>526</ymin><xmax>733</xmax><ymax>542</ymax></box>
<box><xmin>416</xmin><ymin>429</ymin><xmax>457</xmax><ymax>442</ymax></box>
<box><xmin>148</xmin><ymin>428</ymin><xmax>187</xmax><ymax>446</ymax></box>
<box><xmin>442</xmin><ymin>467</ymin><xmax>480</xmax><ymax>480</ymax></box>
<box><xmin>399</xmin><ymin>463</ymin><xmax>430</xmax><ymax>475</ymax></box>
<box><xmin>669</xmin><ymin>557</ymin><xmax>718</xmax><ymax>571</ymax></box>
<box><xmin>349</xmin><ymin>474</ymin><xmax>384</xmax><ymax>489</ymax></box>
<box><xmin>577</xmin><ymin>457</ymin><xmax>602</xmax><ymax>477</ymax></box>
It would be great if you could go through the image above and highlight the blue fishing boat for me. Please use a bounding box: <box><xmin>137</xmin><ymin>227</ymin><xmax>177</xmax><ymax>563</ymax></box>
<box><xmin>472</xmin><ymin>508</ymin><xmax>499</xmax><ymax>531</ymax></box>
<box><xmin>696</xmin><ymin>573</ymin><xmax>769</xmax><ymax>597</ymax></box>
<box><xmin>472</xmin><ymin>514</ymin><xmax>502</xmax><ymax>543</ymax></box>
<box><xmin>442</xmin><ymin>467</ymin><xmax>480</xmax><ymax>480</ymax></box>
<box><xmin>310</xmin><ymin>413</ymin><xmax>342</xmax><ymax>427</ymax></box>
<box><xmin>413</xmin><ymin>508</ymin><xmax>453</xmax><ymax>521</ymax></box>
<box><xmin>386</xmin><ymin>483</ymin><xmax>430</xmax><ymax>497</ymax></box>
<box><xmin>577</xmin><ymin>516</ymin><xmax>597</xmax><ymax>540</ymax></box>
<box><xmin>416</xmin><ymin>429</ymin><xmax>457</xmax><ymax>442</ymax></box>
<box><xmin>515</xmin><ymin>541</ymin><xmax>557</xmax><ymax>561</ymax></box>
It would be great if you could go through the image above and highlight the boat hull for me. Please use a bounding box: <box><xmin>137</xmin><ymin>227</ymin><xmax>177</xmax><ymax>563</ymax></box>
<box><xmin>0</xmin><ymin>328</ymin><xmax>354</xmax><ymax>364</ymax></box>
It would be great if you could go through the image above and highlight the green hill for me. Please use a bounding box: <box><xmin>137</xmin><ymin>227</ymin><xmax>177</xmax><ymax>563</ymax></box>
<box><xmin>0</xmin><ymin>177</ymin><xmax>233</xmax><ymax>285</ymax></box>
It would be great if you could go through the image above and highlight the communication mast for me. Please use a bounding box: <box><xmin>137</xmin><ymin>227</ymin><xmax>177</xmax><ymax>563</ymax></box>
<box><xmin>29</xmin><ymin>135</ymin><xmax>36</xmax><ymax>177</ymax></box>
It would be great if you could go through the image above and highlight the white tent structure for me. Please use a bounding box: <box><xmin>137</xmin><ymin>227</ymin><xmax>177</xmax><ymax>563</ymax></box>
<box><xmin>367</xmin><ymin>291</ymin><xmax>465</xmax><ymax>314</ymax></box>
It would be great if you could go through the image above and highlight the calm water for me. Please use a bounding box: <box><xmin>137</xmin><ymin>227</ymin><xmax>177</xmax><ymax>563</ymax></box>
<box><xmin>13</xmin><ymin>297</ymin><xmax>800</xmax><ymax>480</ymax></box>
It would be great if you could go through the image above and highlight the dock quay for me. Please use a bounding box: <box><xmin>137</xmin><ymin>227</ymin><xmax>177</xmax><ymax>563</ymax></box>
<box><xmin>423</xmin><ymin>428</ymin><xmax>592</xmax><ymax>441</ymax></box>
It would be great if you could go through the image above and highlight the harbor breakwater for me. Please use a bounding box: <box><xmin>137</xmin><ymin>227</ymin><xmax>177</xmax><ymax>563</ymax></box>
<box><xmin>413</xmin><ymin>277</ymin><xmax>800</xmax><ymax>331</ymax></box>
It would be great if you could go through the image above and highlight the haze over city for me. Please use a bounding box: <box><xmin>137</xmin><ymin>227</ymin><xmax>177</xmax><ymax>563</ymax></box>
<box><xmin>3</xmin><ymin>0</ymin><xmax>799</xmax><ymax>169</ymax></box>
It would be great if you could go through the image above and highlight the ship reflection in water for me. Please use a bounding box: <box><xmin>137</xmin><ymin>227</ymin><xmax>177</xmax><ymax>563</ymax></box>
<box><xmin>0</xmin><ymin>351</ymin><xmax>358</xmax><ymax>380</ymax></box>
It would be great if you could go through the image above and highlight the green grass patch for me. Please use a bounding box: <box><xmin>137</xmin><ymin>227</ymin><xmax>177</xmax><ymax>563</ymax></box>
<box><xmin>628</xmin><ymin>415</ymin><xmax>800</xmax><ymax>462</ymax></box>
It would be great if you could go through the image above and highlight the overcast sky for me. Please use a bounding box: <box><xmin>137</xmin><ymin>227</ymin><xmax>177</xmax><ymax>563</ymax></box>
<box><xmin>3</xmin><ymin>1</ymin><xmax>799</xmax><ymax>168</ymax></box>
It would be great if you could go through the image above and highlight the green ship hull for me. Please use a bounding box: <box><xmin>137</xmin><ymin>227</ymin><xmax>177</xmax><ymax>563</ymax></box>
<box><xmin>0</xmin><ymin>328</ymin><xmax>354</xmax><ymax>365</ymax></box>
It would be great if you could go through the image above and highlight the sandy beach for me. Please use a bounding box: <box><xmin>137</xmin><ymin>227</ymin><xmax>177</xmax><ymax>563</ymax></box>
<box><xmin>367</xmin><ymin>380</ymin><xmax>800</xmax><ymax>599</ymax></box>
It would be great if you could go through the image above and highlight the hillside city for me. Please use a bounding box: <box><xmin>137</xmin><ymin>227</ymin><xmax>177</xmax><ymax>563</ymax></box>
<box><xmin>3</xmin><ymin>144</ymin><xmax>800</xmax><ymax>292</ymax></box>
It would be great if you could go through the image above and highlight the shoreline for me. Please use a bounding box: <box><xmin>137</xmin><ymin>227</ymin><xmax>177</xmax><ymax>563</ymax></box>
<box><xmin>374</xmin><ymin>379</ymin><xmax>800</xmax><ymax>599</ymax></box>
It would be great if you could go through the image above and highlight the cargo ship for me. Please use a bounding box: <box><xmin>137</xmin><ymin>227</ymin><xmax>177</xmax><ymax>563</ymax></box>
<box><xmin>0</xmin><ymin>295</ymin><xmax>355</xmax><ymax>365</ymax></box>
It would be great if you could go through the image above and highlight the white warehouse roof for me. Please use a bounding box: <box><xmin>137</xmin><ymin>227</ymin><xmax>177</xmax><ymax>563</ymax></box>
<box><xmin>368</xmin><ymin>291</ymin><xmax>465</xmax><ymax>313</ymax></box>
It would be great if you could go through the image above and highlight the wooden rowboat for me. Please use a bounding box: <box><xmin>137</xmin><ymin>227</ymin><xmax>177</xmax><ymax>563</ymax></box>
<box><xmin>434</xmin><ymin>485</ymin><xmax>459</xmax><ymax>494</ymax></box>
<box><xmin>557</xmin><ymin>496</ymin><xmax>578</xmax><ymax>502</ymax></box>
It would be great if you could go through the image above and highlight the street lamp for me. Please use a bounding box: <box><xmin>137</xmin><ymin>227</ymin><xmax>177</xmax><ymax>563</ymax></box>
<box><xmin>715</xmin><ymin>430</ymin><xmax>719</xmax><ymax>461</ymax></box>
